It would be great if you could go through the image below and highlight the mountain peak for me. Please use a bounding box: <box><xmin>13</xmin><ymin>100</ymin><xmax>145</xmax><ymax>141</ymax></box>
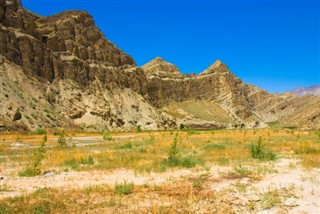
<box><xmin>141</xmin><ymin>57</ymin><xmax>182</xmax><ymax>77</ymax></box>
<box><xmin>152</xmin><ymin>56</ymin><xmax>164</xmax><ymax>62</ymax></box>
<box><xmin>201</xmin><ymin>59</ymin><xmax>229</xmax><ymax>75</ymax></box>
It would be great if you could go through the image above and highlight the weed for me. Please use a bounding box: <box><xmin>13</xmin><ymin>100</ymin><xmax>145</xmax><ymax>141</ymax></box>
<box><xmin>294</xmin><ymin>143</ymin><xmax>319</xmax><ymax>155</ymax></box>
<box><xmin>57</xmin><ymin>132</ymin><xmax>67</xmax><ymax>147</ymax></box>
<box><xmin>114</xmin><ymin>181</ymin><xmax>134</xmax><ymax>195</ymax></box>
<box><xmin>115</xmin><ymin>142</ymin><xmax>132</xmax><ymax>150</ymax></box>
<box><xmin>103</xmin><ymin>131</ymin><xmax>112</xmax><ymax>141</ymax></box>
<box><xmin>185</xmin><ymin>130</ymin><xmax>200</xmax><ymax>135</ymax></box>
<box><xmin>250</xmin><ymin>137</ymin><xmax>276</xmax><ymax>161</ymax></box>
<box><xmin>233</xmin><ymin>181</ymin><xmax>248</xmax><ymax>193</ymax></box>
<box><xmin>63</xmin><ymin>158</ymin><xmax>79</xmax><ymax>169</ymax></box>
<box><xmin>33</xmin><ymin>128</ymin><xmax>47</xmax><ymax>135</ymax></box>
<box><xmin>217</xmin><ymin>158</ymin><xmax>230</xmax><ymax>165</ymax></box>
<box><xmin>204</xmin><ymin>143</ymin><xmax>226</xmax><ymax>150</ymax></box>
<box><xmin>136</xmin><ymin>125</ymin><xmax>142</xmax><ymax>132</ymax></box>
<box><xmin>80</xmin><ymin>156</ymin><xmax>94</xmax><ymax>165</ymax></box>
<box><xmin>260</xmin><ymin>189</ymin><xmax>282</xmax><ymax>209</ymax></box>
<box><xmin>19</xmin><ymin>135</ymin><xmax>47</xmax><ymax>177</ymax></box>
<box><xmin>233</xmin><ymin>165</ymin><xmax>251</xmax><ymax>178</ymax></box>
<box><xmin>162</xmin><ymin>134</ymin><xmax>203</xmax><ymax>168</ymax></box>
<box><xmin>192</xmin><ymin>179</ymin><xmax>203</xmax><ymax>188</ymax></box>
<box><xmin>168</xmin><ymin>134</ymin><xmax>179</xmax><ymax>162</ymax></box>
<box><xmin>179</xmin><ymin>124</ymin><xmax>185</xmax><ymax>130</ymax></box>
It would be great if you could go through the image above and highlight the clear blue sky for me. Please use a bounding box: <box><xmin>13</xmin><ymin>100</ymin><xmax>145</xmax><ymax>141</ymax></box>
<box><xmin>21</xmin><ymin>0</ymin><xmax>319</xmax><ymax>93</ymax></box>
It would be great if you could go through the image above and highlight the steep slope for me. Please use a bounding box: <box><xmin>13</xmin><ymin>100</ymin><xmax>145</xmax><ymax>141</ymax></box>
<box><xmin>0</xmin><ymin>0</ymin><xmax>319</xmax><ymax>130</ymax></box>
<box><xmin>0</xmin><ymin>0</ymin><xmax>174</xmax><ymax>131</ymax></box>
<box><xmin>291</xmin><ymin>85</ymin><xmax>320</xmax><ymax>97</ymax></box>
<box><xmin>142</xmin><ymin>58</ymin><xmax>320</xmax><ymax>129</ymax></box>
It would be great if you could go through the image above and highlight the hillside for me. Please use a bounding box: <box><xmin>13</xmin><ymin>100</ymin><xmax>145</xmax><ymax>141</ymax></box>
<box><xmin>0</xmin><ymin>0</ymin><xmax>319</xmax><ymax>131</ymax></box>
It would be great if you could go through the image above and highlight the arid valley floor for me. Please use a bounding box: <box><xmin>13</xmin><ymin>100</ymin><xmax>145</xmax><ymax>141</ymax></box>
<box><xmin>0</xmin><ymin>129</ymin><xmax>319</xmax><ymax>213</ymax></box>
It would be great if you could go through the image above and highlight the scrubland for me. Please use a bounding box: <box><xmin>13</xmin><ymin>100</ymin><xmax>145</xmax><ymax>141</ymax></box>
<box><xmin>0</xmin><ymin>129</ymin><xmax>319</xmax><ymax>213</ymax></box>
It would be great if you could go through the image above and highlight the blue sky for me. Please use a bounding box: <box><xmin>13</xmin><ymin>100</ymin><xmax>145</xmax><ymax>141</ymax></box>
<box><xmin>21</xmin><ymin>0</ymin><xmax>319</xmax><ymax>93</ymax></box>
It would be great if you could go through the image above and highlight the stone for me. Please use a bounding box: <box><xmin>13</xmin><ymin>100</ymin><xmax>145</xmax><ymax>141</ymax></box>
<box><xmin>0</xmin><ymin>1</ymin><xmax>319</xmax><ymax>131</ymax></box>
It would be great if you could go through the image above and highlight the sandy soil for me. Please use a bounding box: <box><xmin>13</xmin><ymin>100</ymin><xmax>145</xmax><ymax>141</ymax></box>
<box><xmin>1</xmin><ymin>158</ymin><xmax>319</xmax><ymax>213</ymax></box>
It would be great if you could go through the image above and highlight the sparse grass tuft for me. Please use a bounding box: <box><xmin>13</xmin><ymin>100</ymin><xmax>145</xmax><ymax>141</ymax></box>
<box><xmin>114</xmin><ymin>181</ymin><xmax>134</xmax><ymax>195</ymax></box>
<box><xmin>204</xmin><ymin>143</ymin><xmax>226</xmax><ymax>150</ymax></box>
<box><xmin>233</xmin><ymin>164</ymin><xmax>252</xmax><ymax>178</ymax></box>
<box><xmin>115</xmin><ymin>142</ymin><xmax>132</xmax><ymax>150</ymax></box>
<box><xmin>63</xmin><ymin>158</ymin><xmax>79</xmax><ymax>169</ymax></box>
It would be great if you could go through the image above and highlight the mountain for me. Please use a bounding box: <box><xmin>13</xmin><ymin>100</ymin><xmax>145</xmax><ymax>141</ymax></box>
<box><xmin>291</xmin><ymin>85</ymin><xmax>320</xmax><ymax>97</ymax></box>
<box><xmin>1</xmin><ymin>0</ymin><xmax>319</xmax><ymax>131</ymax></box>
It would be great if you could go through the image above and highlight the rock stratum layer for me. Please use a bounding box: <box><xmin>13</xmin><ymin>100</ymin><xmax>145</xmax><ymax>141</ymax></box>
<box><xmin>1</xmin><ymin>0</ymin><xmax>319</xmax><ymax>131</ymax></box>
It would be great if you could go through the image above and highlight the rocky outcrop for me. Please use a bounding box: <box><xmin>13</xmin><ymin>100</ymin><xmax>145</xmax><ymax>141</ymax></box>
<box><xmin>141</xmin><ymin>57</ymin><xmax>182</xmax><ymax>78</ymax></box>
<box><xmin>0</xmin><ymin>1</ymin><xmax>319</xmax><ymax>130</ymax></box>
<box><xmin>142</xmin><ymin>58</ymin><xmax>320</xmax><ymax>128</ymax></box>
<box><xmin>0</xmin><ymin>0</ymin><xmax>169</xmax><ymax>131</ymax></box>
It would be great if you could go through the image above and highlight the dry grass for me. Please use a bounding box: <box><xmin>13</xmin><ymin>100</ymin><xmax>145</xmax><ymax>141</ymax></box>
<box><xmin>0</xmin><ymin>128</ymin><xmax>319</xmax><ymax>213</ymax></box>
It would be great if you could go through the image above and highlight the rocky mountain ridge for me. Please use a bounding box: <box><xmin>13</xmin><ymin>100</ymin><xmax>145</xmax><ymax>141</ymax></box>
<box><xmin>1</xmin><ymin>0</ymin><xmax>319</xmax><ymax>131</ymax></box>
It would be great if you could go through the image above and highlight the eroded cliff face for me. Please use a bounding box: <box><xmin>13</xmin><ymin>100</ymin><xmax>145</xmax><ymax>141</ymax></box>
<box><xmin>142</xmin><ymin>57</ymin><xmax>320</xmax><ymax>129</ymax></box>
<box><xmin>0</xmin><ymin>0</ymin><xmax>172</xmax><ymax>131</ymax></box>
<box><xmin>0</xmin><ymin>0</ymin><xmax>319</xmax><ymax>131</ymax></box>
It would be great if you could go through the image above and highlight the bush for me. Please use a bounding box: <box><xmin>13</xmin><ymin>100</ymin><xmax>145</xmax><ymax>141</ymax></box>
<box><xmin>19</xmin><ymin>135</ymin><xmax>47</xmax><ymax>177</ymax></box>
<box><xmin>57</xmin><ymin>132</ymin><xmax>66</xmax><ymax>147</ymax></box>
<box><xmin>163</xmin><ymin>135</ymin><xmax>203</xmax><ymax>168</ymax></box>
<box><xmin>79</xmin><ymin>156</ymin><xmax>94</xmax><ymax>165</ymax></box>
<box><xmin>64</xmin><ymin>156</ymin><xmax>94</xmax><ymax>170</ymax></box>
<box><xmin>136</xmin><ymin>125</ymin><xmax>142</xmax><ymax>132</ymax></box>
<box><xmin>33</xmin><ymin>128</ymin><xmax>47</xmax><ymax>135</ymax></box>
<box><xmin>115</xmin><ymin>142</ymin><xmax>132</xmax><ymax>150</ymax></box>
<box><xmin>63</xmin><ymin>158</ymin><xmax>79</xmax><ymax>169</ymax></box>
<box><xmin>250</xmin><ymin>137</ymin><xmax>276</xmax><ymax>161</ymax></box>
<box><xmin>179</xmin><ymin>124</ymin><xmax>185</xmax><ymax>130</ymax></box>
<box><xmin>103</xmin><ymin>131</ymin><xmax>112</xmax><ymax>141</ymax></box>
<box><xmin>115</xmin><ymin>181</ymin><xmax>134</xmax><ymax>195</ymax></box>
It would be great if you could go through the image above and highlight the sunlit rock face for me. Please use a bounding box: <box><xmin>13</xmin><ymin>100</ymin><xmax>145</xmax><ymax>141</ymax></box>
<box><xmin>0</xmin><ymin>1</ymin><xmax>319</xmax><ymax>131</ymax></box>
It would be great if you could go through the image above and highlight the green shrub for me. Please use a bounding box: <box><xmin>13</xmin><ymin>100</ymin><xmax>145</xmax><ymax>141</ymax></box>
<box><xmin>33</xmin><ymin>128</ymin><xmax>47</xmax><ymax>135</ymax></box>
<box><xmin>114</xmin><ymin>181</ymin><xmax>134</xmax><ymax>195</ymax></box>
<box><xmin>234</xmin><ymin>165</ymin><xmax>251</xmax><ymax>177</ymax></box>
<box><xmin>57</xmin><ymin>132</ymin><xmax>66</xmax><ymax>147</ymax></box>
<box><xmin>250</xmin><ymin>137</ymin><xmax>276</xmax><ymax>161</ymax></box>
<box><xmin>103</xmin><ymin>131</ymin><xmax>112</xmax><ymax>141</ymax></box>
<box><xmin>179</xmin><ymin>124</ymin><xmax>185</xmax><ymax>130</ymax></box>
<box><xmin>64</xmin><ymin>158</ymin><xmax>79</xmax><ymax>169</ymax></box>
<box><xmin>19</xmin><ymin>135</ymin><xmax>47</xmax><ymax>177</ymax></box>
<box><xmin>163</xmin><ymin>135</ymin><xmax>203</xmax><ymax>168</ymax></box>
<box><xmin>79</xmin><ymin>156</ymin><xmax>94</xmax><ymax>165</ymax></box>
<box><xmin>115</xmin><ymin>142</ymin><xmax>132</xmax><ymax>150</ymax></box>
<box><xmin>64</xmin><ymin>156</ymin><xmax>94</xmax><ymax>170</ymax></box>
<box><xmin>136</xmin><ymin>125</ymin><xmax>142</xmax><ymax>132</ymax></box>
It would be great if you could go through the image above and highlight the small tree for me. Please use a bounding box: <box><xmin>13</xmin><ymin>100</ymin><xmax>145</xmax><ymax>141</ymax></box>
<box><xmin>250</xmin><ymin>136</ymin><xmax>276</xmax><ymax>161</ymax></box>
<box><xmin>167</xmin><ymin>134</ymin><xmax>179</xmax><ymax>165</ymax></box>
<box><xmin>19</xmin><ymin>135</ymin><xmax>47</xmax><ymax>176</ymax></box>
